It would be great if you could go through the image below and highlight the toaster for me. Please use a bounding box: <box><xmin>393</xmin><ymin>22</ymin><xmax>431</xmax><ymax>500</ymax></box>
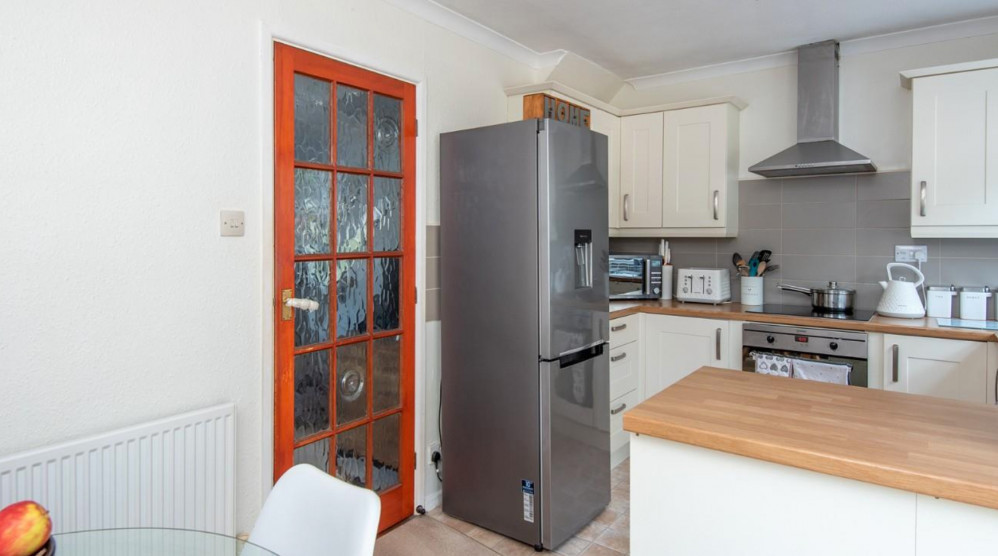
<box><xmin>676</xmin><ymin>268</ymin><xmax>731</xmax><ymax>304</ymax></box>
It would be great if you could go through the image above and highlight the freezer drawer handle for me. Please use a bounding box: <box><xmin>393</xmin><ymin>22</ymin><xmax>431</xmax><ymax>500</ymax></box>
<box><xmin>611</xmin><ymin>323</ymin><xmax>627</xmax><ymax>332</ymax></box>
<box><xmin>610</xmin><ymin>352</ymin><xmax>627</xmax><ymax>362</ymax></box>
<box><xmin>610</xmin><ymin>403</ymin><xmax>627</xmax><ymax>415</ymax></box>
<box><xmin>556</xmin><ymin>341</ymin><xmax>605</xmax><ymax>368</ymax></box>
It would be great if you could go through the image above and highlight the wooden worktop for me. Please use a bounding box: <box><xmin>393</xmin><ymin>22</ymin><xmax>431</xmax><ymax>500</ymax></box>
<box><xmin>624</xmin><ymin>367</ymin><xmax>998</xmax><ymax>510</ymax></box>
<box><xmin>610</xmin><ymin>299</ymin><xmax>998</xmax><ymax>342</ymax></box>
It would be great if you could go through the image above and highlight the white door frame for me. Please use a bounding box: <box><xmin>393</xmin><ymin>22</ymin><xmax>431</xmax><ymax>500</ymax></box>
<box><xmin>257</xmin><ymin>19</ymin><xmax>429</xmax><ymax>514</ymax></box>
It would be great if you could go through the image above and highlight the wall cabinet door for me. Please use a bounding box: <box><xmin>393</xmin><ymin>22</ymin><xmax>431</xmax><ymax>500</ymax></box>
<box><xmin>882</xmin><ymin>334</ymin><xmax>988</xmax><ymax>403</ymax></box>
<box><xmin>642</xmin><ymin>315</ymin><xmax>732</xmax><ymax>400</ymax></box>
<box><xmin>590</xmin><ymin>108</ymin><xmax>621</xmax><ymax>229</ymax></box>
<box><xmin>911</xmin><ymin>67</ymin><xmax>998</xmax><ymax>232</ymax></box>
<box><xmin>619</xmin><ymin>113</ymin><xmax>664</xmax><ymax>228</ymax></box>
<box><xmin>662</xmin><ymin>104</ymin><xmax>737</xmax><ymax>229</ymax></box>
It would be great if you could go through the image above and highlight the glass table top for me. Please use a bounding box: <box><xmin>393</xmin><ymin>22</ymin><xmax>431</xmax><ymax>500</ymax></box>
<box><xmin>53</xmin><ymin>528</ymin><xmax>277</xmax><ymax>556</ymax></box>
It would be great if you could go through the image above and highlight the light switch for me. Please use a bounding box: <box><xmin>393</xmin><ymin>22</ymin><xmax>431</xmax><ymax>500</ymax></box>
<box><xmin>220</xmin><ymin>210</ymin><xmax>245</xmax><ymax>237</ymax></box>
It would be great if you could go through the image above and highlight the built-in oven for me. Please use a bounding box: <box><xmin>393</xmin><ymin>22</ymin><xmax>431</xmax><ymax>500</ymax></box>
<box><xmin>609</xmin><ymin>254</ymin><xmax>663</xmax><ymax>300</ymax></box>
<box><xmin>742</xmin><ymin>322</ymin><xmax>868</xmax><ymax>388</ymax></box>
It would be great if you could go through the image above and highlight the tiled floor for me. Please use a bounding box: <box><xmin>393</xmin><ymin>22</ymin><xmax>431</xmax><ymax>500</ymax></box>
<box><xmin>375</xmin><ymin>458</ymin><xmax>630</xmax><ymax>556</ymax></box>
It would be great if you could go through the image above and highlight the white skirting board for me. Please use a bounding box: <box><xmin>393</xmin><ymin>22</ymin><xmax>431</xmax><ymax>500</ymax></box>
<box><xmin>0</xmin><ymin>404</ymin><xmax>235</xmax><ymax>535</ymax></box>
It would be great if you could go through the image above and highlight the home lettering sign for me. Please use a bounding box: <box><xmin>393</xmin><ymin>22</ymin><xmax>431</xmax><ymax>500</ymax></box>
<box><xmin>523</xmin><ymin>93</ymin><xmax>591</xmax><ymax>128</ymax></box>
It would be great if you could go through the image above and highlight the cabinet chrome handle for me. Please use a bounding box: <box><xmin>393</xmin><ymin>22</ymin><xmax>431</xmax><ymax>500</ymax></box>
<box><xmin>713</xmin><ymin>190</ymin><xmax>719</xmax><ymax>220</ymax></box>
<box><xmin>611</xmin><ymin>323</ymin><xmax>627</xmax><ymax>332</ymax></box>
<box><xmin>919</xmin><ymin>181</ymin><xmax>927</xmax><ymax>217</ymax></box>
<box><xmin>611</xmin><ymin>403</ymin><xmax>627</xmax><ymax>415</ymax></box>
<box><xmin>715</xmin><ymin>328</ymin><xmax>722</xmax><ymax>361</ymax></box>
<box><xmin>623</xmin><ymin>194</ymin><xmax>631</xmax><ymax>222</ymax></box>
<box><xmin>611</xmin><ymin>352</ymin><xmax>627</xmax><ymax>362</ymax></box>
<box><xmin>891</xmin><ymin>344</ymin><xmax>900</xmax><ymax>383</ymax></box>
<box><xmin>994</xmin><ymin>367</ymin><xmax>997</xmax><ymax>404</ymax></box>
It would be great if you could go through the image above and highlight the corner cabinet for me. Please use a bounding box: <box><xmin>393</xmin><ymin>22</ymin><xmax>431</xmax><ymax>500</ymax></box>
<box><xmin>903</xmin><ymin>60</ymin><xmax>998</xmax><ymax>238</ymax></box>
<box><xmin>880</xmin><ymin>334</ymin><xmax>998</xmax><ymax>404</ymax></box>
<box><xmin>615</xmin><ymin>103</ymin><xmax>740</xmax><ymax>238</ymax></box>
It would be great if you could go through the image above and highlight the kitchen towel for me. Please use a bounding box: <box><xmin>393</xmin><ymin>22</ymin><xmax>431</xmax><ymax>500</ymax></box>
<box><xmin>791</xmin><ymin>359</ymin><xmax>851</xmax><ymax>385</ymax></box>
<box><xmin>750</xmin><ymin>352</ymin><xmax>792</xmax><ymax>378</ymax></box>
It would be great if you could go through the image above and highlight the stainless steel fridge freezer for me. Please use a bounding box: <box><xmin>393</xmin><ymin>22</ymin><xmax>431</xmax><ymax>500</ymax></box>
<box><xmin>440</xmin><ymin>118</ymin><xmax>610</xmax><ymax>551</ymax></box>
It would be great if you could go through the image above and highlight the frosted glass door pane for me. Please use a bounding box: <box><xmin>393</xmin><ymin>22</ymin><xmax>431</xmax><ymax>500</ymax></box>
<box><xmin>294</xmin><ymin>74</ymin><xmax>330</xmax><ymax>163</ymax></box>
<box><xmin>337</xmin><ymin>85</ymin><xmax>368</xmax><ymax>168</ymax></box>
<box><xmin>374</xmin><ymin>94</ymin><xmax>401</xmax><ymax>172</ymax></box>
<box><xmin>337</xmin><ymin>173</ymin><xmax>368</xmax><ymax>253</ymax></box>
<box><xmin>373</xmin><ymin>414</ymin><xmax>400</xmax><ymax>492</ymax></box>
<box><xmin>294</xmin><ymin>261</ymin><xmax>331</xmax><ymax>346</ymax></box>
<box><xmin>294</xmin><ymin>169</ymin><xmax>331</xmax><ymax>255</ymax></box>
<box><xmin>373</xmin><ymin>177</ymin><xmax>401</xmax><ymax>252</ymax></box>
<box><xmin>294</xmin><ymin>350</ymin><xmax>330</xmax><ymax>440</ymax></box>
<box><xmin>373</xmin><ymin>335</ymin><xmax>401</xmax><ymax>413</ymax></box>
<box><xmin>336</xmin><ymin>342</ymin><xmax>368</xmax><ymax>426</ymax></box>
<box><xmin>293</xmin><ymin>438</ymin><xmax>330</xmax><ymax>472</ymax></box>
<box><xmin>335</xmin><ymin>425</ymin><xmax>367</xmax><ymax>487</ymax></box>
<box><xmin>374</xmin><ymin>258</ymin><xmax>400</xmax><ymax>332</ymax></box>
<box><xmin>336</xmin><ymin>260</ymin><xmax>368</xmax><ymax>338</ymax></box>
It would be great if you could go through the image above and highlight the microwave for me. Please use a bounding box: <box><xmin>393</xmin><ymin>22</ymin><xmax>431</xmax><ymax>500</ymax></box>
<box><xmin>609</xmin><ymin>254</ymin><xmax>664</xmax><ymax>300</ymax></box>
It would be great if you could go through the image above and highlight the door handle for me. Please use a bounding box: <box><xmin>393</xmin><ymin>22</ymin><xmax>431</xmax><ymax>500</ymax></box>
<box><xmin>623</xmin><ymin>194</ymin><xmax>631</xmax><ymax>222</ymax></box>
<box><xmin>611</xmin><ymin>323</ymin><xmax>627</xmax><ymax>332</ymax></box>
<box><xmin>715</xmin><ymin>328</ymin><xmax>722</xmax><ymax>361</ymax></box>
<box><xmin>611</xmin><ymin>403</ymin><xmax>627</xmax><ymax>415</ymax></box>
<box><xmin>891</xmin><ymin>344</ymin><xmax>900</xmax><ymax>383</ymax></box>
<box><xmin>285</xmin><ymin>298</ymin><xmax>320</xmax><ymax>311</ymax></box>
<box><xmin>919</xmin><ymin>181</ymin><xmax>927</xmax><ymax>217</ymax></box>
<box><xmin>611</xmin><ymin>352</ymin><xmax>627</xmax><ymax>362</ymax></box>
<box><xmin>713</xmin><ymin>190</ymin><xmax>719</xmax><ymax>220</ymax></box>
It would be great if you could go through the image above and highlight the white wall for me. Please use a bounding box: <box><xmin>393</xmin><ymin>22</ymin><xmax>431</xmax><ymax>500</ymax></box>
<box><xmin>0</xmin><ymin>0</ymin><xmax>536</xmax><ymax>532</ymax></box>
<box><xmin>611</xmin><ymin>33</ymin><xmax>998</xmax><ymax>179</ymax></box>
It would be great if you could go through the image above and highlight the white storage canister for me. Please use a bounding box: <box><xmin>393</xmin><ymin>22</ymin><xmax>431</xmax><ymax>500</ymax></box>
<box><xmin>926</xmin><ymin>285</ymin><xmax>956</xmax><ymax>318</ymax></box>
<box><xmin>959</xmin><ymin>286</ymin><xmax>991</xmax><ymax>320</ymax></box>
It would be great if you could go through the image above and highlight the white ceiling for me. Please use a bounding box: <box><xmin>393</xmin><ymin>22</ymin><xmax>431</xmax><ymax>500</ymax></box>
<box><xmin>429</xmin><ymin>0</ymin><xmax>998</xmax><ymax>79</ymax></box>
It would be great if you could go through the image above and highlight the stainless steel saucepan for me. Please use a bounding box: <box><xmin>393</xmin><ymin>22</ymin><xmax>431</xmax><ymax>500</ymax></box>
<box><xmin>778</xmin><ymin>281</ymin><xmax>855</xmax><ymax>312</ymax></box>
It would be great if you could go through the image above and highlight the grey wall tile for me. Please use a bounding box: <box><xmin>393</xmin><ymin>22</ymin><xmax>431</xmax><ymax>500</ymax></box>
<box><xmin>426</xmin><ymin>225</ymin><xmax>440</xmax><ymax>257</ymax></box>
<box><xmin>668</xmin><ymin>238</ymin><xmax>717</xmax><ymax>254</ymax></box>
<box><xmin>781</xmin><ymin>175</ymin><xmax>857</xmax><ymax>203</ymax></box>
<box><xmin>783</xmin><ymin>202</ymin><xmax>857</xmax><ymax>229</ymax></box>
<box><xmin>858</xmin><ymin>172</ymin><xmax>911</xmax><ymax>201</ymax></box>
<box><xmin>739</xmin><ymin>179</ymin><xmax>782</xmax><ymax>205</ymax></box>
<box><xmin>718</xmin><ymin>229</ymin><xmax>782</xmax><ymax>263</ymax></box>
<box><xmin>781</xmin><ymin>255</ymin><xmax>856</xmax><ymax>283</ymax></box>
<box><xmin>855</xmin><ymin>256</ymin><xmax>893</xmax><ymax>283</ymax></box>
<box><xmin>939</xmin><ymin>259</ymin><xmax>998</xmax><ymax>288</ymax></box>
<box><xmin>857</xmin><ymin>199</ymin><xmax>909</xmax><ymax>228</ymax></box>
<box><xmin>668</xmin><ymin>252</ymin><xmax>718</xmax><ymax>270</ymax></box>
<box><xmin>425</xmin><ymin>288</ymin><xmax>440</xmax><ymax>322</ymax></box>
<box><xmin>609</xmin><ymin>238</ymin><xmax>659</xmax><ymax>254</ymax></box>
<box><xmin>939</xmin><ymin>238</ymin><xmax>998</xmax><ymax>259</ymax></box>
<box><xmin>739</xmin><ymin>203</ymin><xmax>782</xmax><ymax>229</ymax></box>
<box><xmin>852</xmin><ymin>282</ymin><xmax>886</xmax><ymax>311</ymax></box>
<box><xmin>426</xmin><ymin>256</ymin><xmax>440</xmax><ymax>289</ymax></box>
<box><xmin>783</xmin><ymin>228</ymin><xmax>856</xmax><ymax>256</ymax></box>
<box><xmin>856</xmin><ymin>228</ymin><xmax>938</xmax><ymax>258</ymax></box>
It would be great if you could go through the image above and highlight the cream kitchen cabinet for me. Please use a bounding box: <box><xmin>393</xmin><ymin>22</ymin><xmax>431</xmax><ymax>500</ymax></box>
<box><xmin>609</xmin><ymin>314</ymin><xmax>641</xmax><ymax>467</ymax></box>
<box><xmin>641</xmin><ymin>314</ymin><xmax>737</xmax><ymax>400</ymax></box>
<box><xmin>619</xmin><ymin>112</ymin><xmax>664</xmax><ymax>228</ymax></box>
<box><xmin>614</xmin><ymin>103</ymin><xmax>740</xmax><ymax>238</ymax></box>
<box><xmin>903</xmin><ymin>60</ymin><xmax>998</xmax><ymax>237</ymax></box>
<box><xmin>880</xmin><ymin>334</ymin><xmax>996</xmax><ymax>404</ymax></box>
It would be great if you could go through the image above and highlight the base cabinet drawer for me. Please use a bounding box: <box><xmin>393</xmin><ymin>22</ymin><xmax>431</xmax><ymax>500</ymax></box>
<box><xmin>610</xmin><ymin>342</ymin><xmax>639</xmax><ymax>400</ymax></box>
<box><xmin>610</xmin><ymin>389</ymin><xmax>639</xmax><ymax>452</ymax></box>
<box><xmin>610</xmin><ymin>314</ymin><xmax>639</xmax><ymax>347</ymax></box>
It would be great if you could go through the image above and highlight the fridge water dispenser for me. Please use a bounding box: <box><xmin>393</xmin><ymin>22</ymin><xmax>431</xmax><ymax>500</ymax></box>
<box><xmin>574</xmin><ymin>229</ymin><xmax>593</xmax><ymax>289</ymax></box>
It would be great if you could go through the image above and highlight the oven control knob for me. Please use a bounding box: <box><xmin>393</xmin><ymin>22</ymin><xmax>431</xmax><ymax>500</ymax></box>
<box><xmin>830</xmin><ymin>342</ymin><xmax>839</xmax><ymax>351</ymax></box>
<box><xmin>766</xmin><ymin>335</ymin><xmax>775</xmax><ymax>344</ymax></box>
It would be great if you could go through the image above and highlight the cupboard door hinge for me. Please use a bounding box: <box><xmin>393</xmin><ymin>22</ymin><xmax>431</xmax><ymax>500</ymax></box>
<box><xmin>415</xmin><ymin>286</ymin><xmax>418</xmax><ymax>304</ymax></box>
<box><xmin>415</xmin><ymin>119</ymin><xmax>419</xmax><ymax>137</ymax></box>
<box><xmin>414</xmin><ymin>452</ymin><xmax>418</xmax><ymax>469</ymax></box>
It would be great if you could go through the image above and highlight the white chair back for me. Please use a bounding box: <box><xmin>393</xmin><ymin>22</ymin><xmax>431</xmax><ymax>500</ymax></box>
<box><xmin>249</xmin><ymin>464</ymin><xmax>381</xmax><ymax>556</ymax></box>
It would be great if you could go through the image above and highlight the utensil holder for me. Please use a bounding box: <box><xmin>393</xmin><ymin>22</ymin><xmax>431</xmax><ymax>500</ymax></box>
<box><xmin>741</xmin><ymin>276</ymin><xmax>764</xmax><ymax>306</ymax></box>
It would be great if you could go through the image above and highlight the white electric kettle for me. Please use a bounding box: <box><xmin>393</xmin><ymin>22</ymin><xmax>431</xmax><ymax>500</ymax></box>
<box><xmin>876</xmin><ymin>263</ymin><xmax>925</xmax><ymax>318</ymax></box>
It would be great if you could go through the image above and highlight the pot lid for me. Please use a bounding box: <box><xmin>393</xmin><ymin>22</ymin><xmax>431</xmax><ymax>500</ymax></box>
<box><xmin>820</xmin><ymin>281</ymin><xmax>855</xmax><ymax>294</ymax></box>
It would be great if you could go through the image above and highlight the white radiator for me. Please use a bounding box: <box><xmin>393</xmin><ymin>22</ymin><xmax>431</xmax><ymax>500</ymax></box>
<box><xmin>0</xmin><ymin>404</ymin><xmax>235</xmax><ymax>535</ymax></box>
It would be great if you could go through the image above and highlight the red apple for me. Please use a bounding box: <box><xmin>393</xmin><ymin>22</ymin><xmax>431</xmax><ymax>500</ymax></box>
<box><xmin>0</xmin><ymin>501</ymin><xmax>51</xmax><ymax>556</ymax></box>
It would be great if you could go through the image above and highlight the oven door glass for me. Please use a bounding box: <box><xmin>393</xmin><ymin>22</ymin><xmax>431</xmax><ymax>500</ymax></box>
<box><xmin>741</xmin><ymin>346</ymin><xmax>868</xmax><ymax>388</ymax></box>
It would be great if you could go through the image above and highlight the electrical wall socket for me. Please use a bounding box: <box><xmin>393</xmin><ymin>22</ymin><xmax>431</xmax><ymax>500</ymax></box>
<box><xmin>220</xmin><ymin>210</ymin><xmax>245</xmax><ymax>237</ymax></box>
<box><xmin>895</xmin><ymin>245</ymin><xmax>928</xmax><ymax>263</ymax></box>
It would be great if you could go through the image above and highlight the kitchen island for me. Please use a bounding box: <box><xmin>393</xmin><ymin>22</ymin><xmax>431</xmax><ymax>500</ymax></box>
<box><xmin>623</xmin><ymin>367</ymin><xmax>998</xmax><ymax>555</ymax></box>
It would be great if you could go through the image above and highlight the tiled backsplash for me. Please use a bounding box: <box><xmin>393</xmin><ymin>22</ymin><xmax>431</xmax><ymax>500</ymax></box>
<box><xmin>611</xmin><ymin>172</ymin><xmax>998</xmax><ymax>314</ymax></box>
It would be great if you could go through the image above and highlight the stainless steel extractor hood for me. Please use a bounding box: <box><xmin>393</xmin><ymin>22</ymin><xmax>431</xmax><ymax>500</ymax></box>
<box><xmin>749</xmin><ymin>40</ymin><xmax>876</xmax><ymax>178</ymax></box>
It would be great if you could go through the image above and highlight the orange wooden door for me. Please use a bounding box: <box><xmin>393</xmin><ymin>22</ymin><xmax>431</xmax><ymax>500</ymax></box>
<box><xmin>273</xmin><ymin>42</ymin><xmax>416</xmax><ymax>532</ymax></box>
